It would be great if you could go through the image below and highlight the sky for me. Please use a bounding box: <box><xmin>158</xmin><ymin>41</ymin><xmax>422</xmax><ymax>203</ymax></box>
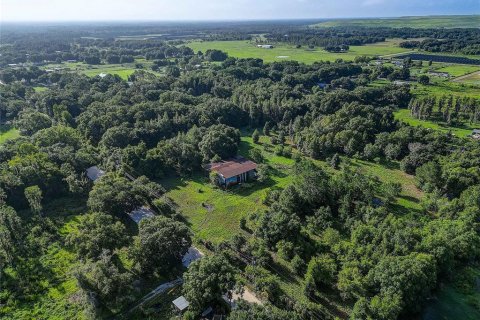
<box><xmin>1</xmin><ymin>0</ymin><xmax>478</xmax><ymax>22</ymax></box>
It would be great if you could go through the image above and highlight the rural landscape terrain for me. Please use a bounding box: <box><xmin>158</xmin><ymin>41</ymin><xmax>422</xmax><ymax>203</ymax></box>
<box><xmin>0</xmin><ymin>11</ymin><xmax>479</xmax><ymax>320</ymax></box>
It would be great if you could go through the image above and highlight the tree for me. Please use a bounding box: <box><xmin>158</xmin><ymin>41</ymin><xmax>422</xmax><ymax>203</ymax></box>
<box><xmin>249</xmin><ymin>148</ymin><xmax>264</xmax><ymax>164</ymax></box>
<box><xmin>304</xmin><ymin>254</ymin><xmax>337</xmax><ymax>295</ymax></box>
<box><xmin>74</xmin><ymin>250</ymin><xmax>133</xmax><ymax>309</ymax></box>
<box><xmin>383</xmin><ymin>182</ymin><xmax>402</xmax><ymax>205</ymax></box>
<box><xmin>165</xmin><ymin>65</ymin><xmax>181</xmax><ymax>77</ymax></box>
<box><xmin>199</xmin><ymin>124</ymin><xmax>240</xmax><ymax>161</ymax></box>
<box><xmin>66</xmin><ymin>212</ymin><xmax>128</xmax><ymax>259</ymax></box>
<box><xmin>87</xmin><ymin>173</ymin><xmax>145</xmax><ymax>216</ymax></box>
<box><xmin>24</xmin><ymin>185</ymin><xmax>42</xmax><ymax>215</ymax></box>
<box><xmin>0</xmin><ymin>205</ymin><xmax>23</xmax><ymax>269</ymax></box>
<box><xmin>130</xmin><ymin>216</ymin><xmax>191</xmax><ymax>274</ymax></box>
<box><xmin>263</xmin><ymin>121</ymin><xmax>271</xmax><ymax>136</ymax></box>
<box><xmin>252</xmin><ymin>129</ymin><xmax>260</xmax><ymax>144</ymax></box>
<box><xmin>418</xmin><ymin>75</ymin><xmax>430</xmax><ymax>85</ymax></box>
<box><xmin>182</xmin><ymin>254</ymin><xmax>235</xmax><ymax>311</ymax></box>
<box><xmin>330</xmin><ymin>153</ymin><xmax>340</xmax><ymax>169</ymax></box>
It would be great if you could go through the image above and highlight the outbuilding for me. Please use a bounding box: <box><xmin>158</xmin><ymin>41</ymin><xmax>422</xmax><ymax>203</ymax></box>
<box><xmin>207</xmin><ymin>157</ymin><xmax>257</xmax><ymax>188</ymax></box>
<box><xmin>86</xmin><ymin>166</ymin><xmax>105</xmax><ymax>182</ymax></box>
<box><xmin>172</xmin><ymin>296</ymin><xmax>189</xmax><ymax>313</ymax></box>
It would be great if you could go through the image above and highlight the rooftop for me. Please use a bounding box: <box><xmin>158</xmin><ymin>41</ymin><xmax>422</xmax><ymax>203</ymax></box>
<box><xmin>172</xmin><ymin>296</ymin><xmax>189</xmax><ymax>311</ymax></box>
<box><xmin>128</xmin><ymin>206</ymin><xmax>155</xmax><ymax>224</ymax></box>
<box><xmin>208</xmin><ymin>157</ymin><xmax>257</xmax><ymax>179</ymax></box>
<box><xmin>86</xmin><ymin>166</ymin><xmax>105</xmax><ymax>182</ymax></box>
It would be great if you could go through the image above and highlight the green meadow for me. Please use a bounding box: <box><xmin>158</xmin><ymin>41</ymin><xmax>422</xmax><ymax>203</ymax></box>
<box><xmin>0</xmin><ymin>125</ymin><xmax>20</xmax><ymax>145</ymax></box>
<box><xmin>187</xmin><ymin>40</ymin><xmax>411</xmax><ymax>64</ymax></box>
<box><xmin>394</xmin><ymin>109</ymin><xmax>476</xmax><ymax>138</ymax></box>
<box><xmin>313</xmin><ymin>15</ymin><xmax>480</xmax><ymax>29</ymax></box>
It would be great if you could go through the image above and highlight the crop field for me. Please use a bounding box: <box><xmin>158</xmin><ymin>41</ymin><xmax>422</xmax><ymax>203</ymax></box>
<box><xmin>312</xmin><ymin>15</ymin><xmax>480</xmax><ymax>29</ymax></box>
<box><xmin>0</xmin><ymin>125</ymin><xmax>19</xmax><ymax>144</ymax></box>
<box><xmin>187</xmin><ymin>40</ymin><xmax>411</xmax><ymax>63</ymax></box>
<box><xmin>163</xmin><ymin>132</ymin><xmax>423</xmax><ymax>244</ymax></box>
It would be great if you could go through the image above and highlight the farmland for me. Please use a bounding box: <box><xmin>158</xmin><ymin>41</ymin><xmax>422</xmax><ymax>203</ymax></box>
<box><xmin>312</xmin><ymin>15</ymin><xmax>480</xmax><ymax>29</ymax></box>
<box><xmin>187</xmin><ymin>40</ymin><xmax>411</xmax><ymax>63</ymax></box>
<box><xmin>40</xmin><ymin>59</ymin><xmax>160</xmax><ymax>80</ymax></box>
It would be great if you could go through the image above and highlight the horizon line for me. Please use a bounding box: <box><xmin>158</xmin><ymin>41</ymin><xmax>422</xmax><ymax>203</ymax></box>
<box><xmin>1</xmin><ymin>14</ymin><xmax>478</xmax><ymax>24</ymax></box>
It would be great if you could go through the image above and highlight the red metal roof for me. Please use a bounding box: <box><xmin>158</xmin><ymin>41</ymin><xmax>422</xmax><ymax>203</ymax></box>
<box><xmin>209</xmin><ymin>158</ymin><xmax>257</xmax><ymax>179</ymax></box>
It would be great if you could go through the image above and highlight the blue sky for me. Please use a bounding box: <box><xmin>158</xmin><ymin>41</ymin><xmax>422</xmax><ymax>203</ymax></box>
<box><xmin>1</xmin><ymin>0</ymin><xmax>478</xmax><ymax>22</ymax></box>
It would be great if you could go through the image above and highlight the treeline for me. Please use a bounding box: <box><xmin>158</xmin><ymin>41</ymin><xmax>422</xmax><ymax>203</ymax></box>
<box><xmin>409</xmin><ymin>95</ymin><xmax>480</xmax><ymax>125</ymax></box>
<box><xmin>400</xmin><ymin>38</ymin><xmax>480</xmax><ymax>55</ymax></box>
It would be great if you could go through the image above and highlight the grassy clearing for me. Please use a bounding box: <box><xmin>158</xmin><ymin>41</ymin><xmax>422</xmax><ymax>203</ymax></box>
<box><xmin>41</xmin><ymin>59</ymin><xmax>160</xmax><ymax>80</ymax></box>
<box><xmin>348</xmin><ymin>158</ymin><xmax>423</xmax><ymax>213</ymax></box>
<box><xmin>187</xmin><ymin>40</ymin><xmax>410</xmax><ymax>64</ymax></box>
<box><xmin>454</xmin><ymin>71</ymin><xmax>480</xmax><ymax>85</ymax></box>
<box><xmin>436</xmin><ymin>65</ymin><xmax>480</xmax><ymax>77</ymax></box>
<box><xmin>0</xmin><ymin>125</ymin><xmax>20</xmax><ymax>144</ymax></box>
<box><xmin>3</xmin><ymin>197</ymin><xmax>88</xmax><ymax>320</ymax></box>
<box><xmin>163</xmin><ymin>134</ymin><xmax>295</xmax><ymax>244</ymax></box>
<box><xmin>33</xmin><ymin>86</ymin><xmax>49</xmax><ymax>92</ymax></box>
<box><xmin>313</xmin><ymin>15</ymin><xmax>480</xmax><ymax>29</ymax></box>
<box><xmin>394</xmin><ymin>108</ymin><xmax>476</xmax><ymax>138</ymax></box>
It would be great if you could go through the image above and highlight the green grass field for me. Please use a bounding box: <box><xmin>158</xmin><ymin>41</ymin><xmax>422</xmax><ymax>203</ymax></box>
<box><xmin>313</xmin><ymin>15</ymin><xmax>480</xmax><ymax>29</ymax></box>
<box><xmin>436</xmin><ymin>65</ymin><xmax>480</xmax><ymax>78</ymax></box>
<box><xmin>41</xmin><ymin>59</ymin><xmax>160</xmax><ymax>80</ymax></box>
<box><xmin>454</xmin><ymin>71</ymin><xmax>480</xmax><ymax>85</ymax></box>
<box><xmin>394</xmin><ymin>108</ymin><xmax>477</xmax><ymax>138</ymax></box>
<box><xmin>0</xmin><ymin>125</ymin><xmax>20</xmax><ymax>144</ymax></box>
<box><xmin>187</xmin><ymin>40</ymin><xmax>411</xmax><ymax>63</ymax></box>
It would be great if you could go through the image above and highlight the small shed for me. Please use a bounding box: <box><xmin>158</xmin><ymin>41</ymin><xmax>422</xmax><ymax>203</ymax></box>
<box><xmin>172</xmin><ymin>296</ymin><xmax>189</xmax><ymax>313</ymax></box>
<box><xmin>471</xmin><ymin>129</ymin><xmax>480</xmax><ymax>140</ymax></box>
<box><xmin>86</xmin><ymin>166</ymin><xmax>105</xmax><ymax>182</ymax></box>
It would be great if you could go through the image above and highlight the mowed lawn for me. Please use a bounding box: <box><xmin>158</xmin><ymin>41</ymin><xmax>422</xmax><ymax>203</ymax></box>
<box><xmin>394</xmin><ymin>108</ymin><xmax>476</xmax><ymax>138</ymax></box>
<box><xmin>187</xmin><ymin>40</ymin><xmax>411</xmax><ymax>63</ymax></box>
<box><xmin>0</xmin><ymin>125</ymin><xmax>20</xmax><ymax>144</ymax></box>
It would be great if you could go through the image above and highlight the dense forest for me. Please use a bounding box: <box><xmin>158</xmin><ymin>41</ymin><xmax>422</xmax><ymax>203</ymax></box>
<box><xmin>0</xmin><ymin>22</ymin><xmax>479</xmax><ymax>320</ymax></box>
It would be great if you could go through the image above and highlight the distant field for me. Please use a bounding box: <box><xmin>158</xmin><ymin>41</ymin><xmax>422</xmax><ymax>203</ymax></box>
<box><xmin>187</xmin><ymin>40</ymin><xmax>411</xmax><ymax>63</ymax></box>
<box><xmin>394</xmin><ymin>109</ymin><xmax>477</xmax><ymax>138</ymax></box>
<box><xmin>0</xmin><ymin>125</ymin><xmax>19</xmax><ymax>144</ymax></box>
<box><xmin>454</xmin><ymin>71</ymin><xmax>480</xmax><ymax>85</ymax></box>
<box><xmin>41</xmin><ymin>59</ymin><xmax>159</xmax><ymax>80</ymax></box>
<box><xmin>436</xmin><ymin>65</ymin><xmax>480</xmax><ymax>77</ymax></box>
<box><xmin>313</xmin><ymin>15</ymin><xmax>480</xmax><ymax>28</ymax></box>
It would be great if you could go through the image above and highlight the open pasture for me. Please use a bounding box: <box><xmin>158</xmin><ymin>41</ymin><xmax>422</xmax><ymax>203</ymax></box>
<box><xmin>312</xmin><ymin>15</ymin><xmax>480</xmax><ymax>29</ymax></box>
<box><xmin>187</xmin><ymin>40</ymin><xmax>411</xmax><ymax>64</ymax></box>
